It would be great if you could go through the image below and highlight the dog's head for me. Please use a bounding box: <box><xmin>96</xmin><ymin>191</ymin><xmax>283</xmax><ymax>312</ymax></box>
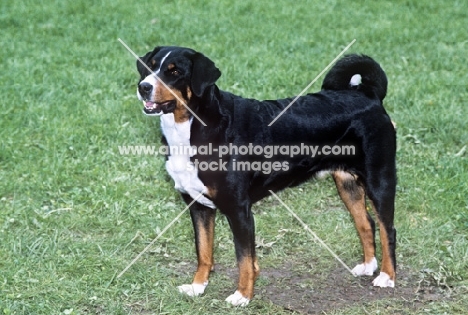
<box><xmin>136</xmin><ymin>46</ymin><xmax>221</xmax><ymax>122</ymax></box>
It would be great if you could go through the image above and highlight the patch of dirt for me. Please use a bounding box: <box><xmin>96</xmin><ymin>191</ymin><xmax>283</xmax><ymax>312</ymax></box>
<box><xmin>215</xmin><ymin>260</ymin><xmax>450</xmax><ymax>314</ymax></box>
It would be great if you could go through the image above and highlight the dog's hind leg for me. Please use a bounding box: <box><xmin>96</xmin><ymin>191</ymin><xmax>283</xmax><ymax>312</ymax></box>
<box><xmin>178</xmin><ymin>194</ymin><xmax>216</xmax><ymax>297</ymax></box>
<box><xmin>332</xmin><ymin>171</ymin><xmax>378</xmax><ymax>276</ymax></box>
<box><xmin>368</xmin><ymin>190</ymin><xmax>396</xmax><ymax>287</ymax></box>
<box><xmin>364</xmin><ymin>166</ymin><xmax>397</xmax><ymax>288</ymax></box>
<box><xmin>370</xmin><ymin>201</ymin><xmax>396</xmax><ymax>287</ymax></box>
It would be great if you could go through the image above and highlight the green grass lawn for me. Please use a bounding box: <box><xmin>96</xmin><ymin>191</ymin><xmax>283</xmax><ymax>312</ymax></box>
<box><xmin>1</xmin><ymin>0</ymin><xmax>467</xmax><ymax>314</ymax></box>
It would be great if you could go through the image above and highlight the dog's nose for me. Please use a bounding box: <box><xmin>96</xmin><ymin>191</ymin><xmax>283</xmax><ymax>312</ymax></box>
<box><xmin>138</xmin><ymin>82</ymin><xmax>153</xmax><ymax>97</ymax></box>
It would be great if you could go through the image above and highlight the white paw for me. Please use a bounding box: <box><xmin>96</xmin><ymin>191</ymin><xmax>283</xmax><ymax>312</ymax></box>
<box><xmin>225</xmin><ymin>290</ymin><xmax>250</xmax><ymax>307</ymax></box>
<box><xmin>372</xmin><ymin>272</ymin><xmax>395</xmax><ymax>288</ymax></box>
<box><xmin>352</xmin><ymin>257</ymin><xmax>378</xmax><ymax>276</ymax></box>
<box><xmin>177</xmin><ymin>282</ymin><xmax>208</xmax><ymax>297</ymax></box>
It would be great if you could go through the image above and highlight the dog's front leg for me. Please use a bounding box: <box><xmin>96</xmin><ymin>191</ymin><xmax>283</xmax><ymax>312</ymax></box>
<box><xmin>224</xmin><ymin>202</ymin><xmax>259</xmax><ymax>307</ymax></box>
<box><xmin>178</xmin><ymin>194</ymin><xmax>216</xmax><ymax>297</ymax></box>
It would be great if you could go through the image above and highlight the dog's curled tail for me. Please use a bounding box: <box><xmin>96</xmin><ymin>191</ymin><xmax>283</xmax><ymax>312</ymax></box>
<box><xmin>321</xmin><ymin>54</ymin><xmax>387</xmax><ymax>102</ymax></box>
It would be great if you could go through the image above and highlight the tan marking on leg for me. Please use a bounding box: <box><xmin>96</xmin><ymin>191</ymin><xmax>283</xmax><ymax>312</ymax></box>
<box><xmin>237</xmin><ymin>255</ymin><xmax>260</xmax><ymax>300</ymax></box>
<box><xmin>192</xmin><ymin>217</ymin><xmax>215</xmax><ymax>285</ymax></box>
<box><xmin>254</xmin><ymin>256</ymin><xmax>260</xmax><ymax>276</ymax></box>
<box><xmin>371</xmin><ymin>202</ymin><xmax>396</xmax><ymax>281</ymax></box>
<box><xmin>205</xmin><ymin>185</ymin><xmax>217</xmax><ymax>200</ymax></box>
<box><xmin>333</xmin><ymin>171</ymin><xmax>375</xmax><ymax>264</ymax></box>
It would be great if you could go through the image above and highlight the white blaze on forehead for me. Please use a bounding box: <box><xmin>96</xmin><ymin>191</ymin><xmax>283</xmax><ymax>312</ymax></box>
<box><xmin>155</xmin><ymin>51</ymin><xmax>172</xmax><ymax>75</ymax></box>
<box><xmin>142</xmin><ymin>51</ymin><xmax>172</xmax><ymax>84</ymax></box>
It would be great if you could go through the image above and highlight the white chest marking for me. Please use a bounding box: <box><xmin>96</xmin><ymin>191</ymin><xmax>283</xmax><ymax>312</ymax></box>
<box><xmin>160</xmin><ymin>114</ymin><xmax>215</xmax><ymax>209</ymax></box>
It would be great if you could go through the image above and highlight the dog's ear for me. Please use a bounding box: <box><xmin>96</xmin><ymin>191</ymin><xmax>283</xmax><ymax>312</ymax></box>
<box><xmin>190</xmin><ymin>52</ymin><xmax>221</xmax><ymax>98</ymax></box>
<box><xmin>137</xmin><ymin>46</ymin><xmax>162</xmax><ymax>75</ymax></box>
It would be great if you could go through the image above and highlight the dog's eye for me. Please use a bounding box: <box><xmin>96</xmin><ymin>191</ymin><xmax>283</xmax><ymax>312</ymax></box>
<box><xmin>170</xmin><ymin>69</ymin><xmax>181</xmax><ymax>76</ymax></box>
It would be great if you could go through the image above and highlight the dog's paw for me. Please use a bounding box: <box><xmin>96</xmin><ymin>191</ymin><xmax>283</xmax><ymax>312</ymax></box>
<box><xmin>372</xmin><ymin>272</ymin><xmax>395</xmax><ymax>288</ymax></box>
<box><xmin>177</xmin><ymin>282</ymin><xmax>208</xmax><ymax>297</ymax></box>
<box><xmin>225</xmin><ymin>290</ymin><xmax>250</xmax><ymax>307</ymax></box>
<box><xmin>352</xmin><ymin>257</ymin><xmax>378</xmax><ymax>276</ymax></box>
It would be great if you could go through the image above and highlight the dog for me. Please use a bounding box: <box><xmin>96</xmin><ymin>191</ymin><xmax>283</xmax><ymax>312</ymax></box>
<box><xmin>135</xmin><ymin>46</ymin><xmax>397</xmax><ymax>306</ymax></box>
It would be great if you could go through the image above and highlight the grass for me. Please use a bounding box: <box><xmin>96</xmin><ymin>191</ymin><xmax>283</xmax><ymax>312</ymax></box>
<box><xmin>1</xmin><ymin>0</ymin><xmax>467</xmax><ymax>314</ymax></box>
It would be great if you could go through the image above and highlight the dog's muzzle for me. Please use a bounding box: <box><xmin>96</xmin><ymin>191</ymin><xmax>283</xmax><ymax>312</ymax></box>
<box><xmin>138</xmin><ymin>82</ymin><xmax>162</xmax><ymax>115</ymax></box>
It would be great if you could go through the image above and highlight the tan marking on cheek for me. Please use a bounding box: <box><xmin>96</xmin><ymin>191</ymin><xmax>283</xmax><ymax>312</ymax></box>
<box><xmin>173</xmin><ymin>98</ymin><xmax>190</xmax><ymax>123</ymax></box>
<box><xmin>169</xmin><ymin>88</ymin><xmax>190</xmax><ymax>123</ymax></box>
<box><xmin>154</xmin><ymin>82</ymin><xmax>171</xmax><ymax>101</ymax></box>
<box><xmin>186</xmin><ymin>87</ymin><xmax>192</xmax><ymax>100</ymax></box>
<box><xmin>153</xmin><ymin>86</ymin><xmax>190</xmax><ymax>123</ymax></box>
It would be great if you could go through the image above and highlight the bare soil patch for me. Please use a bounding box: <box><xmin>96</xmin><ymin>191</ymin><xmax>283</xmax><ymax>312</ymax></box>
<box><xmin>213</xmin><ymin>258</ymin><xmax>450</xmax><ymax>314</ymax></box>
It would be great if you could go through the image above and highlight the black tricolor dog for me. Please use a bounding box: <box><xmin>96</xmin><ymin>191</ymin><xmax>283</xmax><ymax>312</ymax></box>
<box><xmin>136</xmin><ymin>46</ymin><xmax>397</xmax><ymax>306</ymax></box>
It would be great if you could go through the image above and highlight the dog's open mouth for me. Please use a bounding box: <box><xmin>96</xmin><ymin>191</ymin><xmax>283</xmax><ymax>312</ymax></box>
<box><xmin>143</xmin><ymin>100</ymin><xmax>176</xmax><ymax>115</ymax></box>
